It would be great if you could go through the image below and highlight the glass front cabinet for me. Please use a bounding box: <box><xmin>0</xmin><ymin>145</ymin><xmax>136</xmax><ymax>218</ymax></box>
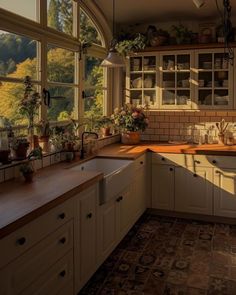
<box><xmin>126</xmin><ymin>48</ymin><xmax>234</xmax><ymax>110</ymax></box>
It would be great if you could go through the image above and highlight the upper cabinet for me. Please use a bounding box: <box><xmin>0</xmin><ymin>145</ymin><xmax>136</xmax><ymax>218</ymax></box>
<box><xmin>126</xmin><ymin>47</ymin><xmax>234</xmax><ymax>110</ymax></box>
<box><xmin>194</xmin><ymin>49</ymin><xmax>233</xmax><ymax>109</ymax></box>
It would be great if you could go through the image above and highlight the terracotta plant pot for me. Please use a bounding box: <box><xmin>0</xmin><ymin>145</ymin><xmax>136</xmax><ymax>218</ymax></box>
<box><xmin>101</xmin><ymin>127</ymin><xmax>111</xmax><ymax>137</ymax></box>
<box><xmin>38</xmin><ymin>136</ymin><xmax>50</xmax><ymax>153</ymax></box>
<box><xmin>121</xmin><ymin>131</ymin><xmax>140</xmax><ymax>145</ymax></box>
<box><xmin>14</xmin><ymin>144</ymin><xmax>29</xmax><ymax>159</ymax></box>
<box><xmin>23</xmin><ymin>172</ymin><xmax>34</xmax><ymax>183</ymax></box>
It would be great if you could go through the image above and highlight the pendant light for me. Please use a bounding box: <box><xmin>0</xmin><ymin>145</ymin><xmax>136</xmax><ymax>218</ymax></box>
<box><xmin>101</xmin><ymin>0</ymin><xmax>125</xmax><ymax>67</ymax></box>
<box><xmin>192</xmin><ymin>0</ymin><xmax>205</xmax><ymax>8</ymax></box>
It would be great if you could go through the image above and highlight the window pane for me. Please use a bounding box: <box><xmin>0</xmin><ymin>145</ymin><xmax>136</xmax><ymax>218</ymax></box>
<box><xmin>0</xmin><ymin>31</ymin><xmax>38</xmax><ymax>79</ymax></box>
<box><xmin>84</xmin><ymin>56</ymin><xmax>104</xmax><ymax>117</ymax></box>
<box><xmin>80</xmin><ymin>9</ymin><xmax>102</xmax><ymax>46</ymax></box>
<box><xmin>47</xmin><ymin>86</ymin><xmax>75</xmax><ymax>121</ymax></box>
<box><xmin>0</xmin><ymin>0</ymin><xmax>38</xmax><ymax>21</ymax></box>
<box><xmin>47</xmin><ymin>45</ymin><xmax>75</xmax><ymax>83</ymax></box>
<box><xmin>0</xmin><ymin>81</ymin><xmax>34</xmax><ymax>125</ymax></box>
<box><xmin>47</xmin><ymin>0</ymin><xmax>73</xmax><ymax>35</ymax></box>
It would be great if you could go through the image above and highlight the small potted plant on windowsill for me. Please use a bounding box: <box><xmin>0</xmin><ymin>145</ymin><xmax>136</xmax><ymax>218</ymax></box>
<box><xmin>37</xmin><ymin>120</ymin><xmax>50</xmax><ymax>153</ymax></box>
<box><xmin>11</xmin><ymin>137</ymin><xmax>30</xmax><ymax>160</ymax></box>
<box><xmin>96</xmin><ymin>116</ymin><xmax>113</xmax><ymax>137</ymax></box>
<box><xmin>19</xmin><ymin>147</ymin><xmax>42</xmax><ymax>183</ymax></box>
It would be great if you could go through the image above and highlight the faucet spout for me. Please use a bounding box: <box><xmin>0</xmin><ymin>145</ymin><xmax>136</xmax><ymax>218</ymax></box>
<box><xmin>80</xmin><ymin>131</ymin><xmax>99</xmax><ymax>159</ymax></box>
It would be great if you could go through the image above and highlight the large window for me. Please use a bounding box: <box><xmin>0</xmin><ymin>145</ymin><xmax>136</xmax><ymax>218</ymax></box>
<box><xmin>0</xmin><ymin>30</ymin><xmax>40</xmax><ymax>125</ymax></box>
<box><xmin>0</xmin><ymin>1</ymin><xmax>107</xmax><ymax>129</ymax></box>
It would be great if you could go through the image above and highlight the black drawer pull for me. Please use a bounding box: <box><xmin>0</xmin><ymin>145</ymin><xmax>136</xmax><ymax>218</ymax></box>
<box><xmin>59</xmin><ymin>213</ymin><xmax>65</xmax><ymax>219</ymax></box>
<box><xmin>116</xmin><ymin>197</ymin><xmax>121</xmax><ymax>202</ymax></box>
<box><xmin>212</xmin><ymin>160</ymin><xmax>217</xmax><ymax>164</ymax></box>
<box><xmin>194</xmin><ymin>160</ymin><xmax>201</xmax><ymax>164</ymax></box>
<box><xmin>140</xmin><ymin>161</ymin><xmax>143</xmax><ymax>165</ymax></box>
<box><xmin>161</xmin><ymin>157</ymin><xmax>165</xmax><ymax>161</ymax></box>
<box><xmin>193</xmin><ymin>173</ymin><xmax>198</xmax><ymax>177</ymax></box>
<box><xmin>17</xmin><ymin>237</ymin><xmax>26</xmax><ymax>246</ymax></box>
<box><xmin>87</xmin><ymin>213</ymin><xmax>92</xmax><ymax>219</ymax></box>
<box><xmin>59</xmin><ymin>270</ymin><xmax>66</xmax><ymax>277</ymax></box>
<box><xmin>169</xmin><ymin>167</ymin><xmax>173</xmax><ymax>171</ymax></box>
<box><xmin>59</xmin><ymin>237</ymin><xmax>66</xmax><ymax>244</ymax></box>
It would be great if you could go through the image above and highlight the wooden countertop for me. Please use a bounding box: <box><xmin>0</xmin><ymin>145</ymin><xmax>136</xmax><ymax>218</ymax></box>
<box><xmin>97</xmin><ymin>142</ymin><xmax>236</xmax><ymax>158</ymax></box>
<box><xmin>1</xmin><ymin>141</ymin><xmax>236</xmax><ymax>239</ymax></box>
<box><xmin>0</xmin><ymin>162</ymin><xmax>103</xmax><ymax>239</ymax></box>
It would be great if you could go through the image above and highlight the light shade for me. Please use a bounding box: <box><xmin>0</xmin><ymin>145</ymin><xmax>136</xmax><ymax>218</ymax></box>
<box><xmin>192</xmin><ymin>0</ymin><xmax>205</xmax><ymax>8</ymax></box>
<box><xmin>100</xmin><ymin>48</ymin><xmax>125</xmax><ymax>68</ymax></box>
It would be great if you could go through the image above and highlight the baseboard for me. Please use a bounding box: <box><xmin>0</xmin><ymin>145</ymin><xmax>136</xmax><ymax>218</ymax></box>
<box><xmin>147</xmin><ymin>208</ymin><xmax>236</xmax><ymax>225</ymax></box>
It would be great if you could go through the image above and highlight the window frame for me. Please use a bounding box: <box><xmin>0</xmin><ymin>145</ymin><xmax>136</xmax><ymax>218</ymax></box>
<box><xmin>0</xmin><ymin>0</ymin><xmax>109</xmax><ymax>129</ymax></box>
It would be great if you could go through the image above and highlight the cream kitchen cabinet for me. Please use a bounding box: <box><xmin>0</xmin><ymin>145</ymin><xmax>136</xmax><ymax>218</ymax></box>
<box><xmin>98</xmin><ymin>184</ymin><xmax>133</xmax><ymax>265</ymax></box>
<box><xmin>175</xmin><ymin>166</ymin><xmax>213</xmax><ymax>215</ymax></box>
<box><xmin>74</xmin><ymin>184</ymin><xmax>99</xmax><ymax>293</ymax></box>
<box><xmin>152</xmin><ymin>163</ymin><xmax>175</xmax><ymax>210</ymax></box>
<box><xmin>126</xmin><ymin>47</ymin><xmax>234</xmax><ymax>110</ymax></box>
<box><xmin>0</xmin><ymin>198</ymin><xmax>74</xmax><ymax>295</ymax></box>
<box><xmin>151</xmin><ymin>153</ymin><xmax>213</xmax><ymax>215</ymax></box>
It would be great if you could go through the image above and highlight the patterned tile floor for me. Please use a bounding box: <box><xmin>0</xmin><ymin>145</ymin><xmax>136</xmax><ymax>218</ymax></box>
<box><xmin>79</xmin><ymin>213</ymin><xmax>236</xmax><ymax>295</ymax></box>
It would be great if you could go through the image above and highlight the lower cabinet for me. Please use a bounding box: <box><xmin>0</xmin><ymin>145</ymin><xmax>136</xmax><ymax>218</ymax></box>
<box><xmin>214</xmin><ymin>168</ymin><xmax>236</xmax><ymax>218</ymax></box>
<box><xmin>175</xmin><ymin>166</ymin><xmax>213</xmax><ymax>215</ymax></box>
<box><xmin>152</xmin><ymin>164</ymin><xmax>175</xmax><ymax>210</ymax></box>
<box><xmin>74</xmin><ymin>184</ymin><xmax>98</xmax><ymax>293</ymax></box>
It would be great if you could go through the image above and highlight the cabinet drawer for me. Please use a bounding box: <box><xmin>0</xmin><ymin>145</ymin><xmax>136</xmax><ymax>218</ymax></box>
<box><xmin>0</xmin><ymin>198</ymin><xmax>74</xmax><ymax>268</ymax></box>
<box><xmin>21</xmin><ymin>252</ymin><xmax>73</xmax><ymax>295</ymax></box>
<box><xmin>206</xmin><ymin>155</ymin><xmax>236</xmax><ymax>169</ymax></box>
<box><xmin>152</xmin><ymin>153</ymin><xmax>187</xmax><ymax>167</ymax></box>
<box><xmin>134</xmin><ymin>154</ymin><xmax>146</xmax><ymax>171</ymax></box>
<box><xmin>2</xmin><ymin>221</ymin><xmax>73</xmax><ymax>294</ymax></box>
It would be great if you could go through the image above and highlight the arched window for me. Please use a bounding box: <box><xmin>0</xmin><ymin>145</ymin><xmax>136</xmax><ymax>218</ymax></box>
<box><xmin>0</xmin><ymin>0</ymin><xmax>109</xmax><ymax>129</ymax></box>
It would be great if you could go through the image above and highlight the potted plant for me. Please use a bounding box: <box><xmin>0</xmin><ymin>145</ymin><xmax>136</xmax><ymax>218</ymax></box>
<box><xmin>19</xmin><ymin>76</ymin><xmax>41</xmax><ymax>149</ymax></box>
<box><xmin>111</xmin><ymin>104</ymin><xmax>148</xmax><ymax>144</ymax></box>
<box><xmin>19</xmin><ymin>147</ymin><xmax>42</xmax><ymax>183</ymax></box>
<box><xmin>116</xmin><ymin>33</ymin><xmax>146</xmax><ymax>56</ymax></box>
<box><xmin>37</xmin><ymin>120</ymin><xmax>50</xmax><ymax>153</ymax></box>
<box><xmin>172</xmin><ymin>24</ymin><xmax>194</xmax><ymax>44</ymax></box>
<box><xmin>11</xmin><ymin>137</ymin><xmax>30</xmax><ymax>159</ymax></box>
<box><xmin>96</xmin><ymin>116</ymin><xmax>112</xmax><ymax>137</ymax></box>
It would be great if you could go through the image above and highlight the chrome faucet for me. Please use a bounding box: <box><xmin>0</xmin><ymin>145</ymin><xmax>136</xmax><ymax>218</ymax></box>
<box><xmin>80</xmin><ymin>131</ymin><xmax>99</xmax><ymax>159</ymax></box>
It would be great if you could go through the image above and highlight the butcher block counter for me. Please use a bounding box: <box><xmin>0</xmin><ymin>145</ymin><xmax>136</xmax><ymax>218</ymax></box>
<box><xmin>0</xmin><ymin>141</ymin><xmax>236</xmax><ymax>238</ymax></box>
<box><xmin>97</xmin><ymin>142</ymin><xmax>236</xmax><ymax>159</ymax></box>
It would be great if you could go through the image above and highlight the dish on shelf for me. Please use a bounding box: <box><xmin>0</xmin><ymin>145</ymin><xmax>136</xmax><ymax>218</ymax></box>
<box><xmin>202</xmin><ymin>61</ymin><xmax>212</xmax><ymax>69</ymax></box>
<box><xmin>132</xmin><ymin>77</ymin><xmax>142</xmax><ymax>88</ymax></box>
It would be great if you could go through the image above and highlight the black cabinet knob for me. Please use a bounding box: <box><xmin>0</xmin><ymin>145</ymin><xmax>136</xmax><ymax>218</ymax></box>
<box><xmin>59</xmin><ymin>213</ymin><xmax>65</xmax><ymax>219</ymax></box>
<box><xmin>169</xmin><ymin>167</ymin><xmax>173</xmax><ymax>171</ymax></box>
<box><xmin>17</xmin><ymin>237</ymin><xmax>26</xmax><ymax>246</ymax></box>
<box><xmin>87</xmin><ymin>213</ymin><xmax>92</xmax><ymax>219</ymax></box>
<box><xmin>59</xmin><ymin>237</ymin><xmax>66</xmax><ymax>244</ymax></box>
<box><xmin>116</xmin><ymin>196</ymin><xmax>123</xmax><ymax>202</ymax></box>
<box><xmin>194</xmin><ymin>160</ymin><xmax>200</xmax><ymax>164</ymax></box>
<box><xmin>212</xmin><ymin>160</ymin><xmax>217</xmax><ymax>164</ymax></box>
<box><xmin>140</xmin><ymin>161</ymin><xmax>143</xmax><ymax>165</ymax></box>
<box><xmin>161</xmin><ymin>157</ymin><xmax>165</xmax><ymax>161</ymax></box>
<box><xmin>59</xmin><ymin>270</ymin><xmax>66</xmax><ymax>277</ymax></box>
<box><xmin>193</xmin><ymin>173</ymin><xmax>198</xmax><ymax>177</ymax></box>
<box><xmin>120</xmin><ymin>196</ymin><xmax>123</xmax><ymax>201</ymax></box>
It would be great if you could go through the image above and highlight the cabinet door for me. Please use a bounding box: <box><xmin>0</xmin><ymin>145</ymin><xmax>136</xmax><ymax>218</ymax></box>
<box><xmin>97</xmin><ymin>198</ymin><xmax>117</xmax><ymax>264</ymax></box>
<box><xmin>194</xmin><ymin>49</ymin><xmax>233</xmax><ymax>109</ymax></box>
<box><xmin>116</xmin><ymin>185</ymin><xmax>134</xmax><ymax>241</ymax></box>
<box><xmin>214</xmin><ymin>168</ymin><xmax>236</xmax><ymax>218</ymax></box>
<box><xmin>152</xmin><ymin>164</ymin><xmax>175</xmax><ymax>210</ymax></box>
<box><xmin>175</xmin><ymin>167</ymin><xmax>213</xmax><ymax>215</ymax></box>
<box><xmin>133</xmin><ymin>166</ymin><xmax>147</xmax><ymax>218</ymax></box>
<box><xmin>74</xmin><ymin>185</ymin><xmax>98</xmax><ymax>292</ymax></box>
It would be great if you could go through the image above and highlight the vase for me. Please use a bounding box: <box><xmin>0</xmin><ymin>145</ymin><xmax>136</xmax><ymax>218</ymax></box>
<box><xmin>218</xmin><ymin>133</ymin><xmax>225</xmax><ymax>145</ymax></box>
<box><xmin>121</xmin><ymin>131</ymin><xmax>140</xmax><ymax>145</ymax></box>
<box><xmin>101</xmin><ymin>127</ymin><xmax>111</xmax><ymax>137</ymax></box>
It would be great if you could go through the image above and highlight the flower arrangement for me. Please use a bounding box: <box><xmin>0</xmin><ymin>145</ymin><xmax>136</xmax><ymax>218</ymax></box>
<box><xmin>111</xmin><ymin>104</ymin><xmax>148</xmax><ymax>132</ymax></box>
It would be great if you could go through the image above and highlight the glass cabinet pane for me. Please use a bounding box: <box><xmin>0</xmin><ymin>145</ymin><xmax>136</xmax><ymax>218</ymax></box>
<box><xmin>143</xmin><ymin>56</ymin><xmax>156</xmax><ymax>71</ymax></box>
<box><xmin>130</xmin><ymin>57</ymin><xmax>142</xmax><ymax>72</ymax></box>
<box><xmin>162</xmin><ymin>90</ymin><xmax>175</xmax><ymax>105</ymax></box>
<box><xmin>130</xmin><ymin>74</ymin><xmax>142</xmax><ymax>88</ymax></box>
<box><xmin>143</xmin><ymin>74</ymin><xmax>156</xmax><ymax>88</ymax></box>
<box><xmin>177</xmin><ymin>90</ymin><xmax>190</xmax><ymax>105</ymax></box>
<box><xmin>144</xmin><ymin>90</ymin><xmax>155</xmax><ymax>106</ymax></box>
<box><xmin>163</xmin><ymin>55</ymin><xmax>175</xmax><ymax>70</ymax></box>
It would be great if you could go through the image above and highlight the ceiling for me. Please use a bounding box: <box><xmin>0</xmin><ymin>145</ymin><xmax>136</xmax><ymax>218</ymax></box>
<box><xmin>94</xmin><ymin>0</ymin><xmax>235</xmax><ymax>26</ymax></box>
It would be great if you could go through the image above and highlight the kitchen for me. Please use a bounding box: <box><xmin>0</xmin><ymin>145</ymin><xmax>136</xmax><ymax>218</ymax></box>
<box><xmin>0</xmin><ymin>0</ymin><xmax>236</xmax><ymax>294</ymax></box>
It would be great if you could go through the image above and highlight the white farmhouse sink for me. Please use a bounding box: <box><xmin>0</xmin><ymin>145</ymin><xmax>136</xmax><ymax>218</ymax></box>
<box><xmin>70</xmin><ymin>157</ymin><xmax>134</xmax><ymax>204</ymax></box>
